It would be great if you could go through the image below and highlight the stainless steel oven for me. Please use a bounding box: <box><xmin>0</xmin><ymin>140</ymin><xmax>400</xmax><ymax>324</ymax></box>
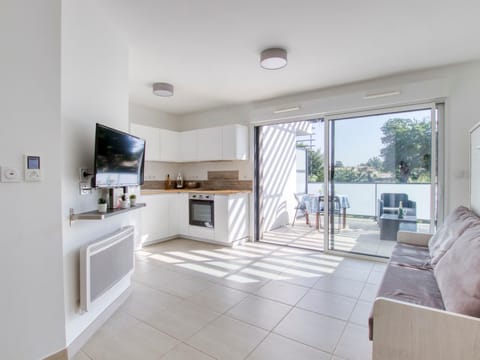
<box><xmin>189</xmin><ymin>193</ymin><xmax>214</xmax><ymax>228</ymax></box>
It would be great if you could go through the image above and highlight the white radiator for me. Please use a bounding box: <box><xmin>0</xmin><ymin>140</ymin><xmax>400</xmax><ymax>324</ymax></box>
<box><xmin>80</xmin><ymin>226</ymin><xmax>135</xmax><ymax>312</ymax></box>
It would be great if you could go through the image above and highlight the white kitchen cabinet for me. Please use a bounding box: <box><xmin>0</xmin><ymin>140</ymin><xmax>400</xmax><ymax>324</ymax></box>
<box><xmin>159</xmin><ymin>129</ymin><xmax>179</xmax><ymax>162</ymax></box>
<box><xmin>140</xmin><ymin>194</ymin><xmax>171</xmax><ymax>244</ymax></box>
<box><xmin>130</xmin><ymin>123</ymin><xmax>161</xmax><ymax>161</ymax></box>
<box><xmin>197</xmin><ymin>127</ymin><xmax>222</xmax><ymax>161</ymax></box>
<box><xmin>174</xmin><ymin>193</ymin><xmax>189</xmax><ymax>236</ymax></box>
<box><xmin>179</xmin><ymin>130</ymin><xmax>197</xmax><ymax>162</ymax></box>
<box><xmin>222</xmin><ymin>124</ymin><xmax>248</xmax><ymax>160</ymax></box>
<box><xmin>214</xmin><ymin>193</ymin><xmax>249</xmax><ymax>244</ymax></box>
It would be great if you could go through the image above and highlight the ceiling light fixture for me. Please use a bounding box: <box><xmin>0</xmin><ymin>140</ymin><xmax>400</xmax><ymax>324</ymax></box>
<box><xmin>260</xmin><ymin>48</ymin><xmax>288</xmax><ymax>70</ymax></box>
<box><xmin>153</xmin><ymin>82</ymin><xmax>174</xmax><ymax>97</ymax></box>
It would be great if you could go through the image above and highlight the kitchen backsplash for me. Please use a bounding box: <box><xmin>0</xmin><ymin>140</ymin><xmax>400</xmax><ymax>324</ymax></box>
<box><xmin>142</xmin><ymin>170</ymin><xmax>252</xmax><ymax>190</ymax></box>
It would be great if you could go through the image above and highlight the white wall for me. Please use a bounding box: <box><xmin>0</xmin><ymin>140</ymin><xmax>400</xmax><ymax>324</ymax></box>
<box><xmin>129</xmin><ymin>103</ymin><xmax>179</xmax><ymax>130</ymax></box>
<box><xmin>61</xmin><ymin>0</ymin><xmax>141</xmax><ymax>346</ymax></box>
<box><xmin>0</xmin><ymin>1</ymin><xmax>66</xmax><ymax>359</ymax></box>
<box><xmin>178</xmin><ymin>104</ymin><xmax>251</xmax><ymax>130</ymax></box>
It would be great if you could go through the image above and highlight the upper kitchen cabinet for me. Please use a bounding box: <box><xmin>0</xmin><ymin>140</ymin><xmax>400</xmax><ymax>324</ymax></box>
<box><xmin>197</xmin><ymin>127</ymin><xmax>222</xmax><ymax>161</ymax></box>
<box><xmin>130</xmin><ymin>123</ymin><xmax>161</xmax><ymax>161</ymax></box>
<box><xmin>222</xmin><ymin>124</ymin><xmax>248</xmax><ymax>160</ymax></box>
<box><xmin>180</xmin><ymin>130</ymin><xmax>197</xmax><ymax>162</ymax></box>
<box><xmin>130</xmin><ymin>123</ymin><xmax>248</xmax><ymax>162</ymax></box>
<box><xmin>159</xmin><ymin>129</ymin><xmax>179</xmax><ymax>162</ymax></box>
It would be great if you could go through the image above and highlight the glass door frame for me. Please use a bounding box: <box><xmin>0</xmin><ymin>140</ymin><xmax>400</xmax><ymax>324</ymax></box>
<box><xmin>322</xmin><ymin>102</ymin><xmax>444</xmax><ymax>258</ymax></box>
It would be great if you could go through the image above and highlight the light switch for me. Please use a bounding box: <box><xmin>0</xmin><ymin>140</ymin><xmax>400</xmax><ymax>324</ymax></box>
<box><xmin>1</xmin><ymin>166</ymin><xmax>21</xmax><ymax>182</ymax></box>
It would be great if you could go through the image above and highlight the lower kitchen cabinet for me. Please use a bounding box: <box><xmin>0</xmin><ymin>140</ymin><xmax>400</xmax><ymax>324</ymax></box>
<box><xmin>140</xmin><ymin>192</ymin><xmax>249</xmax><ymax>246</ymax></box>
<box><xmin>214</xmin><ymin>193</ymin><xmax>249</xmax><ymax>244</ymax></box>
<box><xmin>140</xmin><ymin>193</ymin><xmax>184</xmax><ymax>244</ymax></box>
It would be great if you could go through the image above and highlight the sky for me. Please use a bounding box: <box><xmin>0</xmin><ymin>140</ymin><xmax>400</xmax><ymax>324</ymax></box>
<box><xmin>302</xmin><ymin>109</ymin><xmax>431</xmax><ymax>167</ymax></box>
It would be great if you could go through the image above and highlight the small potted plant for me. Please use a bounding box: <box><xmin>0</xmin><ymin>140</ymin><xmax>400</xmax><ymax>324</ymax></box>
<box><xmin>129</xmin><ymin>194</ymin><xmax>137</xmax><ymax>207</ymax></box>
<box><xmin>120</xmin><ymin>194</ymin><xmax>130</xmax><ymax>209</ymax></box>
<box><xmin>98</xmin><ymin>198</ymin><xmax>107</xmax><ymax>213</ymax></box>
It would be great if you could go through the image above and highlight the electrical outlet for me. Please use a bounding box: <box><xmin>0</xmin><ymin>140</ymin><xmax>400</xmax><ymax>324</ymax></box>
<box><xmin>1</xmin><ymin>166</ymin><xmax>21</xmax><ymax>182</ymax></box>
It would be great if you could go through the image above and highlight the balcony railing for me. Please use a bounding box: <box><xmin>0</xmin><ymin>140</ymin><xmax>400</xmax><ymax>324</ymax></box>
<box><xmin>307</xmin><ymin>182</ymin><xmax>431</xmax><ymax>221</ymax></box>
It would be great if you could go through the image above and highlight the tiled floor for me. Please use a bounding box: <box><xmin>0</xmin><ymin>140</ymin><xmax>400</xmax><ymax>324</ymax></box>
<box><xmin>75</xmin><ymin>238</ymin><xmax>386</xmax><ymax>360</ymax></box>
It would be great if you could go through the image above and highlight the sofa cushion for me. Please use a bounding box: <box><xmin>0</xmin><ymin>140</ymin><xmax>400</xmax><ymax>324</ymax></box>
<box><xmin>391</xmin><ymin>243</ymin><xmax>431</xmax><ymax>269</ymax></box>
<box><xmin>428</xmin><ymin>206</ymin><xmax>479</xmax><ymax>265</ymax></box>
<box><xmin>434</xmin><ymin>225</ymin><xmax>480</xmax><ymax>317</ymax></box>
<box><xmin>369</xmin><ymin>255</ymin><xmax>444</xmax><ymax>340</ymax></box>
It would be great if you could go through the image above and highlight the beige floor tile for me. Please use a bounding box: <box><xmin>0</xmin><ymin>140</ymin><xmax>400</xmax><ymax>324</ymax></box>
<box><xmin>212</xmin><ymin>275</ymin><xmax>271</xmax><ymax>293</ymax></box>
<box><xmin>372</xmin><ymin>262</ymin><xmax>387</xmax><ymax>273</ymax></box>
<box><xmin>132</xmin><ymin>299</ymin><xmax>220</xmax><ymax>341</ymax></box>
<box><xmin>247</xmin><ymin>333</ymin><xmax>331</xmax><ymax>360</ymax></box>
<box><xmin>83</xmin><ymin>311</ymin><xmax>179</xmax><ymax>360</ymax></box>
<box><xmin>331</xmin><ymin>266</ymin><xmax>371</xmax><ymax>282</ymax></box>
<box><xmin>185</xmin><ymin>283</ymin><xmax>249</xmax><ymax>312</ymax></box>
<box><xmin>274</xmin><ymin>308</ymin><xmax>346</xmax><ymax>353</ymax></box>
<box><xmin>120</xmin><ymin>282</ymin><xmax>181</xmax><ymax>317</ymax></box>
<box><xmin>359</xmin><ymin>283</ymin><xmax>379</xmax><ymax>302</ymax></box>
<box><xmin>161</xmin><ymin>343</ymin><xmax>215</xmax><ymax>360</ymax></box>
<box><xmin>314</xmin><ymin>275</ymin><xmax>365</xmax><ymax>299</ymax></box>
<box><xmin>254</xmin><ymin>280</ymin><xmax>309</xmax><ymax>305</ymax></box>
<box><xmin>136</xmin><ymin>268</ymin><xmax>212</xmax><ymax>298</ymax></box>
<box><xmin>337</xmin><ymin>258</ymin><xmax>374</xmax><ymax>272</ymax></box>
<box><xmin>71</xmin><ymin>351</ymin><xmax>92</xmax><ymax>360</ymax></box>
<box><xmin>349</xmin><ymin>300</ymin><xmax>373</xmax><ymax>328</ymax></box>
<box><xmin>334</xmin><ymin>323</ymin><xmax>372</xmax><ymax>360</ymax></box>
<box><xmin>366</xmin><ymin>269</ymin><xmax>385</xmax><ymax>285</ymax></box>
<box><xmin>186</xmin><ymin>315</ymin><xmax>268</xmax><ymax>360</ymax></box>
<box><xmin>297</xmin><ymin>289</ymin><xmax>356</xmax><ymax>321</ymax></box>
<box><xmin>227</xmin><ymin>295</ymin><xmax>292</xmax><ymax>330</ymax></box>
<box><xmin>280</xmin><ymin>273</ymin><xmax>324</xmax><ymax>287</ymax></box>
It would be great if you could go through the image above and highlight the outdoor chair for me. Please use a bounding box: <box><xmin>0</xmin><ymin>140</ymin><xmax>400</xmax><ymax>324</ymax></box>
<box><xmin>378</xmin><ymin>193</ymin><xmax>416</xmax><ymax>218</ymax></box>
<box><xmin>292</xmin><ymin>193</ymin><xmax>309</xmax><ymax>226</ymax></box>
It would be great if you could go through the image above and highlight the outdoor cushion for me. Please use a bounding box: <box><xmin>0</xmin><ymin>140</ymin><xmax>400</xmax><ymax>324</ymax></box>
<box><xmin>434</xmin><ymin>225</ymin><xmax>480</xmax><ymax>317</ymax></box>
<box><xmin>428</xmin><ymin>206</ymin><xmax>480</xmax><ymax>265</ymax></box>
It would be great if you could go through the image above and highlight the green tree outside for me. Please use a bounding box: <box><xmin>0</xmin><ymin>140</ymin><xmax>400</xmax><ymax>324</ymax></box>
<box><xmin>380</xmin><ymin>118</ymin><xmax>431</xmax><ymax>183</ymax></box>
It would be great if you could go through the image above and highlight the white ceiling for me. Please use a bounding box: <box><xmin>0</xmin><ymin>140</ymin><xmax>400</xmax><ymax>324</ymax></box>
<box><xmin>98</xmin><ymin>0</ymin><xmax>480</xmax><ymax>115</ymax></box>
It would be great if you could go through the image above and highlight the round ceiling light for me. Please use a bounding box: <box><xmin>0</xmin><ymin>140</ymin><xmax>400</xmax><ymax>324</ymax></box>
<box><xmin>153</xmin><ymin>82</ymin><xmax>174</xmax><ymax>97</ymax></box>
<box><xmin>260</xmin><ymin>47</ymin><xmax>288</xmax><ymax>70</ymax></box>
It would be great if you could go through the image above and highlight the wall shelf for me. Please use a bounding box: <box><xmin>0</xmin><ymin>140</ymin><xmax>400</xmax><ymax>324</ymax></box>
<box><xmin>69</xmin><ymin>203</ymin><xmax>146</xmax><ymax>225</ymax></box>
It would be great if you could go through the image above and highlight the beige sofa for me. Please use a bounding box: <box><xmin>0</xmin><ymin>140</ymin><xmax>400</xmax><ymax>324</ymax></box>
<box><xmin>370</xmin><ymin>206</ymin><xmax>480</xmax><ymax>360</ymax></box>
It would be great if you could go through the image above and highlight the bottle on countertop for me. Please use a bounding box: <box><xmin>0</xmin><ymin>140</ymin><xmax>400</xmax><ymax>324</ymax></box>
<box><xmin>176</xmin><ymin>172</ymin><xmax>183</xmax><ymax>188</ymax></box>
<box><xmin>165</xmin><ymin>174</ymin><xmax>171</xmax><ymax>190</ymax></box>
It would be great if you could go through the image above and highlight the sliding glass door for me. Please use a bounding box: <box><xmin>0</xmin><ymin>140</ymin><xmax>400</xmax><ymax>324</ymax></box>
<box><xmin>324</xmin><ymin>104</ymin><xmax>441</xmax><ymax>258</ymax></box>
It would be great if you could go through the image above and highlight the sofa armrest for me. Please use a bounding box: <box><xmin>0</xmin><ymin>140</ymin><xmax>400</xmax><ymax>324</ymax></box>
<box><xmin>372</xmin><ymin>297</ymin><xmax>480</xmax><ymax>360</ymax></box>
<box><xmin>397</xmin><ymin>231</ymin><xmax>432</xmax><ymax>246</ymax></box>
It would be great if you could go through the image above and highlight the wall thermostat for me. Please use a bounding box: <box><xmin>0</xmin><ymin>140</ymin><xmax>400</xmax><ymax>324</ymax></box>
<box><xmin>25</xmin><ymin>155</ymin><xmax>42</xmax><ymax>182</ymax></box>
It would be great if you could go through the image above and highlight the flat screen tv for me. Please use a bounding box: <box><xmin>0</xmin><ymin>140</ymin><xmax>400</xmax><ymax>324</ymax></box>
<box><xmin>94</xmin><ymin>123</ymin><xmax>145</xmax><ymax>188</ymax></box>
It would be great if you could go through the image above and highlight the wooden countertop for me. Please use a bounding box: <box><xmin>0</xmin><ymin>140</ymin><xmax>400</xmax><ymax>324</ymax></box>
<box><xmin>141</xmin><ymin>189</ymin><xmax>252</xmax><ymax>195</ymax></box>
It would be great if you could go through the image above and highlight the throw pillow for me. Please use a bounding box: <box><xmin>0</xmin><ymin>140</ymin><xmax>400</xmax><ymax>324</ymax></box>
<box><xmin>429</xmin><ymin>206</ymin><xmax>480</xmax><ymax>265</ymax></box>
<box><xmin>434</xmin><ymin>225</ymin><xmax>480</xmax><ymax>316</ymax></box>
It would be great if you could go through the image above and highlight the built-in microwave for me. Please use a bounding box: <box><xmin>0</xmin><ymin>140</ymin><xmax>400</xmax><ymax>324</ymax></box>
<box><xmin>189</xmin><ymin>194</ymin><xmax>214</xmax><ymax>228</ymax></box>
